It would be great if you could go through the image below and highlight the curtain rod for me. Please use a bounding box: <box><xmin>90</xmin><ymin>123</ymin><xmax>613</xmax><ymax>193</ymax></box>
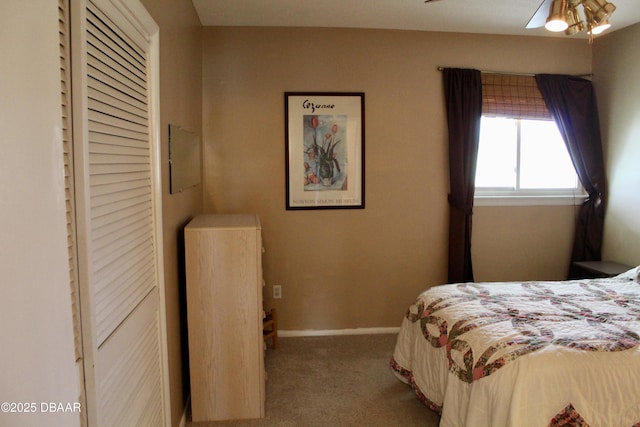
<box><xmin>436</xmin><ymin>66</ymin><xmax>592</xmax><ymax>78</ymax></box>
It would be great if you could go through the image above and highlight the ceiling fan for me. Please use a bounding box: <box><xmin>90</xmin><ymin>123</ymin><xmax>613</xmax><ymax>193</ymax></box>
<box><xmin>526</xmin><ymin>0</ymin><xmax>616</xmax><ymax>39</ymax></box>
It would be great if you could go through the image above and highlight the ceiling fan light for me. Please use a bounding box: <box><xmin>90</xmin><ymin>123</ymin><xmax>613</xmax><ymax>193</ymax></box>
<box><xmin>546</xmin><ymin>19</ymin><xmax>569</xmax><ymax>32</ymax></box>
<box><xmin>545</xmin><ymin>0</ymin><xmax>570</xmax><ymax>32</ymax></box>
<box><xmin>584</xmin><ymin>7</ymin><xmax>613</xmax><ymax>36</ymax></box>
<box><xmin>591</xmin><ymin>20</ymin><xmax>611</xmax><ymax>34</ymax></box>
<box><xmin>582</xmin><ymin>0</ymin><xmax>616</xmax><ymax>23</ymax></box>
<box><xmin>564</xmin><ymin>6</ymin><xmax>585</xmax><ymax>35</ymax></box>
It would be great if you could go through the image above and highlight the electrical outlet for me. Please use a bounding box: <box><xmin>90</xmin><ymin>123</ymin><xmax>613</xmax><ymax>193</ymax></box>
<box><xmin>273</xmin><ymin>285</ymin><xmax>282</xmax><ymax>299</ymax></box>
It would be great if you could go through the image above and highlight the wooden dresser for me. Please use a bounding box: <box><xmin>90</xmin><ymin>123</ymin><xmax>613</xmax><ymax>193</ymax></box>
<box><xmin>184</xmin><ymin>214</ymin><xmax>265</xmax><ymax>422</ymax></box>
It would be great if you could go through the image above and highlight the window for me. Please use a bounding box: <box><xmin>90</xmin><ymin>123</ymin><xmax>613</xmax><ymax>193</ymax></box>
<box><xmin>475</xmin><ymin>73</ymin><xmax>585</xmax><ymax>206</ymax></box>
<box><xmin>475</xmin><ymin>116</ymin><xmax>584</xmax><ymax>205</ymax></box>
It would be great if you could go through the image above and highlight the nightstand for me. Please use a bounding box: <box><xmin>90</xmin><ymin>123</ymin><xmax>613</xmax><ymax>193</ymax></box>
<box><xmin>572</xmin><ymin>261</ymin><xmax>632</xmax><ymax>279</ymax></box>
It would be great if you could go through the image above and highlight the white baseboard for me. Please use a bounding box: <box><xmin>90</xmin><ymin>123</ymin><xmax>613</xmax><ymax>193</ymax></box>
<box><xmin>279</xmin><ymin>327</ymin><xmax>399</xmax><ymax>337</ymax></box>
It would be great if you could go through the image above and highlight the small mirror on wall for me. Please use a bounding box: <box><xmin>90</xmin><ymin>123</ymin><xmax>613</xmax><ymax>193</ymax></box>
<box><xmin>169</xmin><ymin>124</ymin><xmax>201</xmax><ymax>194</ymax></box>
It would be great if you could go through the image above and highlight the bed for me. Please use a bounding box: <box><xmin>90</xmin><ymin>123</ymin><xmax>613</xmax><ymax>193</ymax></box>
<box><xmin>391</xmin><ymin>266</ymin><xmax>640</xmax><ymax>427</ymax></box>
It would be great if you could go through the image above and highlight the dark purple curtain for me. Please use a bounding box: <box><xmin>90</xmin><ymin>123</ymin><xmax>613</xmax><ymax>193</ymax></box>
<box><xmin>443</xmin><ymin>68</ymin><xmax>482</xmax><ymax>283</ymax></box>
<box><xmin>535</xmin><ymin>74</ymin><xmax>607</xmax><ymax>278</ymax></box>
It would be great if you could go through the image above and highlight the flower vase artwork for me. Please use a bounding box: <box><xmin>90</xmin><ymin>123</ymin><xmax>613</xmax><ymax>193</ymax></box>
<box><xmin>303</xmin><ymin>115</ymin><xmax>347</xmax><ymax>190</ymax></box>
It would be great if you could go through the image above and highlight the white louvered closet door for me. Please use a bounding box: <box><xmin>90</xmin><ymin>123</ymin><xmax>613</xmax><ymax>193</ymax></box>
<box><xmin>59</xmin><ymin>1</ymin><xmax>87</xmax><ymax>424</ymax></box>
<box><xmin>69</xmin><ymin>0</ymin><xmax>170</xmax><ymax>425</ymax></box>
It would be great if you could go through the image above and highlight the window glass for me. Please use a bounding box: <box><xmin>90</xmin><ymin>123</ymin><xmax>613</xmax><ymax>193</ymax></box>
<box><xmin>475</xmin><ymin>117</ymin><xmax>517</xmax><ymax>188</ymax></box>
<box><xmin>519</xmin><ymin>120</ymin><xmax>577</xmax><ymax>189</ymax></box>
<box><xmin>475</xmin><ymin>116</ymin><xmax>580</xmax><ymax>199</ymax></box>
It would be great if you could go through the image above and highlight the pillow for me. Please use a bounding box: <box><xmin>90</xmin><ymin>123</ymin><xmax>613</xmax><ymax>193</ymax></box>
<box><xmin>613</xmin><ymin>265</ymin><xmax>640</xmax><ymax>282</ymax></box>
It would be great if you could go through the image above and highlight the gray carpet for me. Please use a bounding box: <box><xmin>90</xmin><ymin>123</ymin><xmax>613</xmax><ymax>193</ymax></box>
<box><xmin>188</xmin><ymin>333</ymin><xmax>440</xmax><ymax>427</ymax></box>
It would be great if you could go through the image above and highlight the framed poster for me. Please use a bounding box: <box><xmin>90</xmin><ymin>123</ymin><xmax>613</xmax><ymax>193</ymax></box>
<box><xmin>285</xmin><ymin>92</ymin><xmax>365</xmax><ymax>210</ymax></box>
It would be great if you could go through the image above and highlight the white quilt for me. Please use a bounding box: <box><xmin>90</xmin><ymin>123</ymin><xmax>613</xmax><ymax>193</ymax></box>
<box><xmin>391</xmin><ymin>267</ymin><xmax>640</xmax><ymax>427</ymax></box>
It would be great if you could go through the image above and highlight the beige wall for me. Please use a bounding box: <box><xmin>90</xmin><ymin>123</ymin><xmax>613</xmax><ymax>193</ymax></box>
<box><xmin>473</xmin><ymin>205</ymin><xmax>576</xmax><ymax>281</ymax></box>
<box><xmin>0</xmin><ymin>1</ymin><xmax>80</xmax><ymax>426</ymax></box>
<box><xmin>593</xmin><ymin>23</ymin><xmax>640</xmax><ymax>268</ymax></box>
<box><xmin>2</xmin><ymin>1</ymin><xmax>635</xmax><ymax>424</ymax></box>
<box><xmin>139</xmin><ymin>0</ymin><xmax>203</xmax><ymax>425</ymax></box>
<box><xmin>202</xmin><ymin>27</ymin><xmax>592</xmax><ymax>331</ymax></box>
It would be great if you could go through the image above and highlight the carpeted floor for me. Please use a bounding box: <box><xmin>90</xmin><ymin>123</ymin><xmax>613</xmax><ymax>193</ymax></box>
<box><xmin>187</xmin><ymin>333</ymin><xmax>440</xmax><ymax>427</ymax></box>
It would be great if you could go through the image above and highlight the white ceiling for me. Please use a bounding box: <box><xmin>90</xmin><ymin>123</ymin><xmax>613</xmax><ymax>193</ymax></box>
<box><xmin>192</xmin><ymin>0</ymin><xmax>640</xmax><ymax>40</ymax></box>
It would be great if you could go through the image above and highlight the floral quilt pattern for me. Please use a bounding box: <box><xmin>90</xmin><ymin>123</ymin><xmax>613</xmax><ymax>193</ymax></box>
<box><xmin>403</xmin><ymin>279</ymin><xmax>640</xmax><ymax>384</ymax></box>
<box><xmin>547</xmin><ymin>404</ymin><xmax>589</xmax><ymax>427</ymax></box>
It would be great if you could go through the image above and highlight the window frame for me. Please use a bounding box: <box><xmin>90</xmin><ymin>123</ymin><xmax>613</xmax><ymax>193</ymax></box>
<box><xmin>474</xmin><ymin>116</ymin><xmax>587</xmax><ymax>207</ymax></box>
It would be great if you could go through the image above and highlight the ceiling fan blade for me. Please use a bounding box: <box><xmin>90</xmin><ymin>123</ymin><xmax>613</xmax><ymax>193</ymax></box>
<box><xmin>526</xmin><ymin>0</ymin><xmax>553</xmax><ymax>29</ymax></box>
